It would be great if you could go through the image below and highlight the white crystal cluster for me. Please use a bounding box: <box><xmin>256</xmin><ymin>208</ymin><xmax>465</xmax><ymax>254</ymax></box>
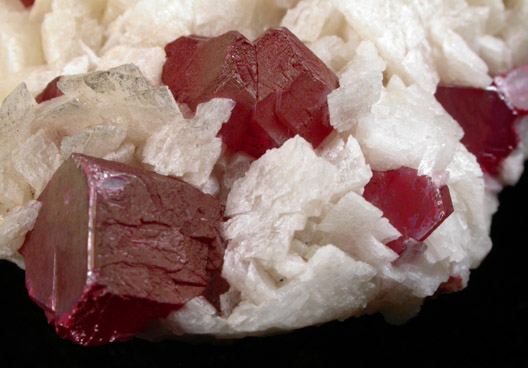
<box><xmin>1</xmin><ymin>0</ymin><xmax>527</xmax><ymax>337</ymax></box>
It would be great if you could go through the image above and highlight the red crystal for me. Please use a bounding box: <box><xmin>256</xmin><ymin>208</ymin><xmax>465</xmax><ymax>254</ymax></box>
<box><xmin>35</xmin><ymin>76</ymin><xmax>64</xmax><ymax>104</ymax></box>
<box><xmin>19</xmin><ymin>154</ymin><xmax>227</xmax><ymax>346</ymax></box>
<box><xmin>162</xmin><ymin>27</ymin><xmax>339</xmax><ymax>158</ymax></box>
<box><xmin>435</xmin><ymin>275</ymin><xmax>464</xmax><ymax>295</ymax></box>
<box><xmin>435</xmin><ymin>85</ymin><xmax>519</xmax><ymax>176</ymax></box>
<box><xmin>19</xmin><ymin>0</ymin><xmax>34</xmax><ymax>8</ymax></box>
<box><xmin>363</xmin><ymin>167</ymin><xmax>454</xmax><ymax>256</ymax></box>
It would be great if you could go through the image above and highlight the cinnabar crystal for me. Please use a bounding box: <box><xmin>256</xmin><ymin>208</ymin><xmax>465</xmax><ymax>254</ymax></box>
<box><xmin>19</xmin><ymin>154</ymin><xmax>228</xmax><ymax>346</ymax></box>
<box><xmin>435</xmin><ymin>85</ymin><xmax>519</xmax><ymax>176</ymax></box>
<box><xmin>363</xmin><ymin>167</ymin><xmax>454</xmax><ymax>256</ymax></box>
<box><xmin>162</xmin><ymin>27</ymin><xmax>339</xmax><ymax>158</ymax></box>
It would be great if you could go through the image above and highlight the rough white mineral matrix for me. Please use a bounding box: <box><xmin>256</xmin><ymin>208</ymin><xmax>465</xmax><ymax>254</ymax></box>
<box><xmin>1</xmin><ymin>0</ymin><xmax>527</xmax><ymax>338</ymax></box>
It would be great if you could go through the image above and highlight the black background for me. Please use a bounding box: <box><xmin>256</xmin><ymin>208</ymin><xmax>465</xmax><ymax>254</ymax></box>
<box><xmin>0</xmin><ymin>166</ymin><xmax>526</xmax><ymax>367</ymax></box>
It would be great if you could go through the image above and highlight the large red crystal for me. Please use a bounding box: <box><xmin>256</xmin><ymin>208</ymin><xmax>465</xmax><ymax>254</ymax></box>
<box><xmin>363</xmin><ymin>167</ymin><xmax>454</xmax><ymax>256</ymax></box>
<box><xmin>162</xmin><ymin>27</ymin><xmax>339</xmax><ymax>158</ymax></box>
<box><xmin>19</xmin><ymin>154</ymin><xmax>228</xmax><ymax>346</ymax></box>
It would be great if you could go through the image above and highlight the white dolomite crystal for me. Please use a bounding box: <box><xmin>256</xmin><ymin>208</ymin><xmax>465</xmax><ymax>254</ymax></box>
<box><xmin>97</xmin><ymin>45</ymin><xmax>166</xmax><ymax>86</ymax></box>
<box><xmin>0</xmin><ymin>200</ymin><xmax>42</xmax><ymax>268</ymax></box>
<box><xmin>142</xmin><ymin>98</ymin><xmax>235</xmax><ymax>187</ymax></box>
<box><xmin>167</xmin><ymin>245</ymin><xmax>377</xmax><ymax>337</ymax></box>
<box><xmin>355</xmin><ymin>75</ymin><xmax>464</xmax><ymax>174</ymax></box>
<box><xmin>0</xmin><ymin>0</ymin><xmax>527</xmax><ymax>342</ymax></box>
<box><xmin>327</xmin><ymin>40</ymin><xmax>386</xmax><ymax>133</ymax></box>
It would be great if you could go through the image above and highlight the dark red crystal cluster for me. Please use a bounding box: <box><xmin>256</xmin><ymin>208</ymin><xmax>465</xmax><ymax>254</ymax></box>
<box><xmin>20</xmin><ymin>154</ymin><xmax>227</xmax><ymax>346</ymax></box>
<box><xmin>162</xmin><ymin>27</ymin><xmax>339</xmax><ymax>158</ymax></box>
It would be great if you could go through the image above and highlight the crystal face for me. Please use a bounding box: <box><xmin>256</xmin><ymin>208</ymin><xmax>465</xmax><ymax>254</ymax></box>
<box><xmin>19</xmin><ymin>154</ymin><xmax>227</xmax><ymax>346</ymax></box>
<box><xmin>162</xmin><ymin>27</ymin><xmax>339</xmax><ymax>158</ymax></box>
<box><xmin>435</xmin><ymin>85</ymin><xmax>519</xmax><ymax>176</ymax></box>
<box><xmin>363</xmin><ymin>167</ymin><xmax>454</xmax><ymax>256</ymax></box>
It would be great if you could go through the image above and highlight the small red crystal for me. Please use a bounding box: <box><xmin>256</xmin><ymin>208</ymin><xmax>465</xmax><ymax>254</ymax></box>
<box><xmin>363</xmin><ymin>167</ymin><xmax>454</xmax><ymax>256</ymax></box>
<box><xmin>435</xmin><ymin>275</ymin><xmax>464</xmax><ymax>295</ymax></box>
<box><xmin>35</xmin><ymin>76</ymin><xmax>64</xmax><ymax>104</ymax></box>
<box><xmin>162</xmin><ymin>27</ymin><xmax>339</xmax><ymax>158</ymax></box>
<box><xmin>435</xmin><ymin>86</ymin><xmax>519</xmax><ymax>176</ymax></box>
<box><xmin>20</xmin><ymin>154</ymin><xmax>227</xmax><ymax>346</ymax></box>
<box><xmin>19</xmin><ymin>0</ymin><xmax>34</xmax><ymax>8</ymax></box>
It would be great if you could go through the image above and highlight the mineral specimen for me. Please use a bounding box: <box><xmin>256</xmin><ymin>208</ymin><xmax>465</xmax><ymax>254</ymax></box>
<box><xmin>19</xmin><ymin>153</ymin><xmax>227</xmax><ymax>346</ymax></box>
<box><xmin>1</xmin><ymin>0</ymin><xmax>528</xmax><ymax>350</ymax></box>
